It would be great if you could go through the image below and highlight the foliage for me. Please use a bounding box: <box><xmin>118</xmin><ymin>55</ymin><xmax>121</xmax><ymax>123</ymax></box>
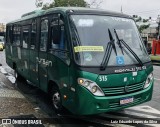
<box><xmin>36</xmin><ymin>0</ymin><xmax>88</xmax><ymax>9</ymax></box>
<box><xmin>138</xmin><ymin>24</ymin><xmax>150</xmax><ymax>33</ymax></box>
<box><xmin>36</xmin><ymin>0</ymin><xmax>103</xmax><ymax>9</ymax></box>
<box><xmin>88</xmin><ymin>0</ymin><xmax>103</xmax><ymax>8</ymax></box>
<box><xmin>132</xmin><ymin>15</ymin><xmax>150</xmax><ymax>33</ymax></box>
<box><xmin>135</xmin><ymin>16</ymin><xmax>142</xmax><ymax>22</ymax></box>
<box><xmin>143</xmin><ymin>19</ymin><xmax>149</xmax><ymax>23</ymax></box>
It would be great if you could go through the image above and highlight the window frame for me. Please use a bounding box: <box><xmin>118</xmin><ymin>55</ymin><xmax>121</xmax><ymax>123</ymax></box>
<box><xmin>30</xmin><ymin>19</ymin><xmax>37</xmax><ymax>50</ymax></box>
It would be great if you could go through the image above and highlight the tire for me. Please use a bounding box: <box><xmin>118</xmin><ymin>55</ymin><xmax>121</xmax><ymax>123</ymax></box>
<box><xmin>14</xmin><ymin>69</ymin><xmax>23</xmax><ymax>81</ymax></box>
<box><xmin>50</xmin><ymin>86</ymin><xmax>64</xmax><ymax>112</ymax></box>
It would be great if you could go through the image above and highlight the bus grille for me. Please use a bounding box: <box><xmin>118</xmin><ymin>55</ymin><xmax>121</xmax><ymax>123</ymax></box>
<box><xmin>102</xmin><ymin>82</ymin><xmax>145</xmax><ymax>96</ymax></box>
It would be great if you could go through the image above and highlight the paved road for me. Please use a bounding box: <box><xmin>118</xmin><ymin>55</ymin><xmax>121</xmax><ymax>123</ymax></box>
<box><xmin>142</xmin><ymin>65</ymin><xmax>160</xmax><ymax>111</ymax></box>
<box><xmin>0</xmin><ymin>50</ymin><xmax>160</xmax><ymax>127</ymax></box>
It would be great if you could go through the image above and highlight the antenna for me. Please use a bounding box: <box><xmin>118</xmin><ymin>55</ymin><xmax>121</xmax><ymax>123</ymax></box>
<box><xmin>121</xmin><ymin>5</ymin><xmax>123</xmax><ymax>13</ymax></box>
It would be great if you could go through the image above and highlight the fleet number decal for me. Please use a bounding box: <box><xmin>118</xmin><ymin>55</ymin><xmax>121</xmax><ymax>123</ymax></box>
<box><xmin>99</xmin><ymin>76</ymin><xmax>107</xmax><ymax>82</ymax></box>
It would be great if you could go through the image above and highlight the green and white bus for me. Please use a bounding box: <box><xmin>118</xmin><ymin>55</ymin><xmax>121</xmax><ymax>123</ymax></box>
<box><xmin>5</xmin><ymin>7</ymin><xmax>154</xmax><ymax>115</ymax></box>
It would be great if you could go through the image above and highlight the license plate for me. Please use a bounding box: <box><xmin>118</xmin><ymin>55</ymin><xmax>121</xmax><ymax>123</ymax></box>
<box><xmin>120</xmin><ymin>97</ymin><xmax>134</xmax><ymax>105</ymax></box>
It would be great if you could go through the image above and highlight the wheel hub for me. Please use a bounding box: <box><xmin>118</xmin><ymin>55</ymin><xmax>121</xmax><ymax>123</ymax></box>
<box><xmin>52</xmin><ymin>92</ymin><xmax>60</xmax><ymax>109</ymax></box>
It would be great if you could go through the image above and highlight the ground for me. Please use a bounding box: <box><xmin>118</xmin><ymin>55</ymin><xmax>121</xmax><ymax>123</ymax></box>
<box><xmin>0</xmin><ymin>50</ymin><xmax>160</xmax><ymax>127</ymax></box>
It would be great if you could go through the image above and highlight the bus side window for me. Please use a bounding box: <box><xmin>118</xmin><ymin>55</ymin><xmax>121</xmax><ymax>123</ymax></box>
<box><xmin>6</xmin><ymin>26</ymin><xmax>12</xmax><ymax>44</ymax></box>
<box><xmin>22</xmin><ymin>26</ymin><xmax>30</xmax><ymax>48</ymax></box>
<box><xmin>50</xmin><ymin>16</ymin><xmax>66</xmax><ymax>50</ymax></box>
<box><xmin>40</xmin><ymin>19</ymin><xmax>48</xmax><ymax>52</ymax></box>
<box><xmin>31</xmin><ymin>20</ymin><xmax>36</xmax><ymax>49</ymax></box>
<box><xmin>13</xmin><ymin>25</ymin><xmax>21</xmax><ymax>46</ymax></box>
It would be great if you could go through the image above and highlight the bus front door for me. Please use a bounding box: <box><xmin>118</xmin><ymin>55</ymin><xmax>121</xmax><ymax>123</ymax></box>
<box><xmin>38</xmin><ymin>18</ymin><xmax>49</xmax><ymax>91</ymax></box>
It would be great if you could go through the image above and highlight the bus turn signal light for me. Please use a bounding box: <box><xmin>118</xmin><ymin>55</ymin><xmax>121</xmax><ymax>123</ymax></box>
<box><xmin>64</xmin><ymin>95</ymin><xmax>67</xmax><ymax>99</ymax></box>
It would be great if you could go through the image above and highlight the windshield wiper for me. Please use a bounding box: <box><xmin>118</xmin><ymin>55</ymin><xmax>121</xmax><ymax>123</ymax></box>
<box><xmin>100</xmin><ymin>29</ymin><xmax>117</xmax><ymax>70</ymax></box>
<box><xmin>114</xmin><ymin>29</ymin><xmax>124</xmax><ymax>55</ymax></box>
<box><xmin>114</xmin><ymin>29</ymin><xmax>143</xmax><ymax>66</ymax></box>
<box><xmin>109</xmin><ymin>29</ymin><xmax>117</xmax><ymax>56</ymax></box>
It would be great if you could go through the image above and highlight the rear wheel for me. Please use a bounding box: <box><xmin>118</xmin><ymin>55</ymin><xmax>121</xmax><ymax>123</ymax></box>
<box><xmin>14</xmin><ymin>68</ymin><xmax>23</xmax><ymax>82</ymax></box>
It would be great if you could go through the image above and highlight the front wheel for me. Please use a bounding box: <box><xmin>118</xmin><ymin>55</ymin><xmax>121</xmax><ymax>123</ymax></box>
<box><xmin>51</xmin><ymin>86</ymin><xmax>63</xmax><ymax>112</ymax></box>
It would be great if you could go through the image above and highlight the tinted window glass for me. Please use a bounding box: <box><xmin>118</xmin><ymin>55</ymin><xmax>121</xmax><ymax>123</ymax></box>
<box><xmin>22</xmin><ymin>26</ymin><xmax>30</xmax><ymax>48</ymax></box>
<box><xmin>50</xmin><ymin>17</ymin><xmax>66</xmax><ymax>50</ymax></box>
<box><xmin>31</xmin><ymin>20</ymin><xmax>36</xmax><ymax>49</ymax></box>
<box><xmin>13</xmin><ymin>26</ymin><xmax>21</xmax><ymax>45</ymax></box>
<box><xmin>6</xmin><ymin>26</ymin><xmax>12</xmax><ymax>43</ymax></box>
<box><xmin>40</xmin><ymin>19</ymin><xmax>48</xmax><ymax>51</ymax></box>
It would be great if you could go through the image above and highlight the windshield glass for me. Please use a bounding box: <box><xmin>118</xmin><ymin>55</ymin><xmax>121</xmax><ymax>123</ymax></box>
<box><xmin>70</xmin><ymin>15</ymin><xmax>150</xmax><ymax>66</ymax></box>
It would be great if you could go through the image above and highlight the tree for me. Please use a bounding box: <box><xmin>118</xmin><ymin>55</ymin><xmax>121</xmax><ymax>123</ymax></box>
<box><xmin>133</xmin><ymin>15</ymin><xmax>150</xmax><ymax>33</ymax></box>
<box><xmin>36</xmin><ymin>0</ymin><xmax>103</xmax><ymax>9</ymax></box>
<box><xmin>138</xmin><ymin>24</ymin><xmax>150</xmax><ymax>33</ymax></box>
<box><xmin>88</xmin><ymin>0</ymin><xmax>103</xmax><ymax>8</ymax></box>
<box><xmin>36</xmin><ymin>0</ymin><xmax>88</xmax><ymax>9</ymax></box>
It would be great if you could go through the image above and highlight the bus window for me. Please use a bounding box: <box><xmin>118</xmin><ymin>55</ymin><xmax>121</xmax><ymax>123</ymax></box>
<box><xmin>50</xmin><ymin>16</ymin><xmax>66</xmax><ymax>50</ymax></box>
<box><xmin>31</xmin><ymin>20</ymin><xmax>36</xmax><ymax>49</ymax></box>
<box><xmin>22</xmin><ymin>26</ymin><xmax>30</xmax><ymax>48</ymax></box>
<box><xmin>13</xmin><ymin>26</ymin><xmax>21</xmax><ymax>46</ymax></box>
<box><xmin>6</xmin><ymin>26</ymin><xmax>12</xmax><ymax>44</ymax></box>
<box><xmin>40</xmin><ymin>19</ymin><xmax>48</xmax><ymax>51</ymax></box>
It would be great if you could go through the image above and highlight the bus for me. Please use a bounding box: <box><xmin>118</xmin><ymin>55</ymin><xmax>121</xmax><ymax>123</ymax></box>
<box><xmin>5</xmin><ymin>7</ymin><xmax>154</xmax><ymax>115</ymax></box>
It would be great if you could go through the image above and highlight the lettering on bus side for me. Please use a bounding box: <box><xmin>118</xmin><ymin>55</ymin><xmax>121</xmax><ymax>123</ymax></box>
<box><xmin>36</xmin><ymin>57</ymin><xmax>52</xmax><ymax>67</ymax></box>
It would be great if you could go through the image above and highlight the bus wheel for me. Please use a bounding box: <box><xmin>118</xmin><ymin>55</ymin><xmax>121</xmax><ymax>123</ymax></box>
<box><xmin>14</xmin><ymin>69</ymin><xmax>23</xmax><ymax>81</ymax></box>
<box><xmin>51</xmin><ymin>87</ymin><xmax>63</xmax><ymax>112</ymax></box>
<box><xmin>14</xmin><ymin>69</ymin><xmax>18</xmax><ymax>79</ymax></box>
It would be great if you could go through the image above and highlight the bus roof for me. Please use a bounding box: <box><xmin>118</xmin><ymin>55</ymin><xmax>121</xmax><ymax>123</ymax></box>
<box><xmin>7</xmin><ymin>7</ymin><xmax>131</xmax><ymax>24</ymax></box>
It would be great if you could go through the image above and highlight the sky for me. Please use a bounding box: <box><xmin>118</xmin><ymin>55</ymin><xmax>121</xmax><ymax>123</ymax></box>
<box><xmin>0</xmin><ymin>0</ymin><xmax>160</xmax><ymax>24</ymax></box>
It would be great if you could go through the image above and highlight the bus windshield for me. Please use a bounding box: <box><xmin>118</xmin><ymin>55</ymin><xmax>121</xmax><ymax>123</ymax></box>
<box><xmin>70</xmin><ymin>15</ymin><xmax>150</xmax><ymax>66</ymax></box>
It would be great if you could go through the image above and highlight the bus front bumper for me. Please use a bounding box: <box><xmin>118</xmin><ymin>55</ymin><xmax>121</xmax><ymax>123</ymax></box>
<box><xmin>73</xmin><ymin>81</ymin><xmax>153</xmax><ymax>115</ymax></box>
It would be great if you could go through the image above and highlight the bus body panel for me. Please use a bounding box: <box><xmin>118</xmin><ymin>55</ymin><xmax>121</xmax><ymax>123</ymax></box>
<box><xmin>47</xmin><ymin>52</ymin><xmax>70</xmax><ymax>93</ymax></box>
<box><xmin>38</xmin><ymin>51</ymin><xmax>48</xmax><ymax>90</ymax></box>
<box><xmin>20</xmin><ymin>48</ymin><xmax>30</xmax><ymax>80</ymax></box>
<box><xmin>72</xmin><ymin>81</ymin><xmax>153</xmax><ymax>115</ymax></box>
<box><xmin>61</xmin><ymin>66</ymin><xmax>153</xmax><ymax>115</ymax></box>
<box><xmin>29</xmin><ymin>49</ymin><xmax>39</xmax><ymax>86</ymax></box>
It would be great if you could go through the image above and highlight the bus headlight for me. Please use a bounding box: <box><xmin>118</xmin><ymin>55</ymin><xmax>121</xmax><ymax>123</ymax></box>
<box><xmin>144</xmin><ymin>73</ymin><xmax>153</xmax><ymax>89</ymax></box>
<box><xmin>92</xmin><ymin>86</ymin><xmax>97</xmax><ymax>93</ymax></box>
<box><xmin>78</xmin><ymin>78</ymin><xmax>105</xmax><ymax>96</ymax></box>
